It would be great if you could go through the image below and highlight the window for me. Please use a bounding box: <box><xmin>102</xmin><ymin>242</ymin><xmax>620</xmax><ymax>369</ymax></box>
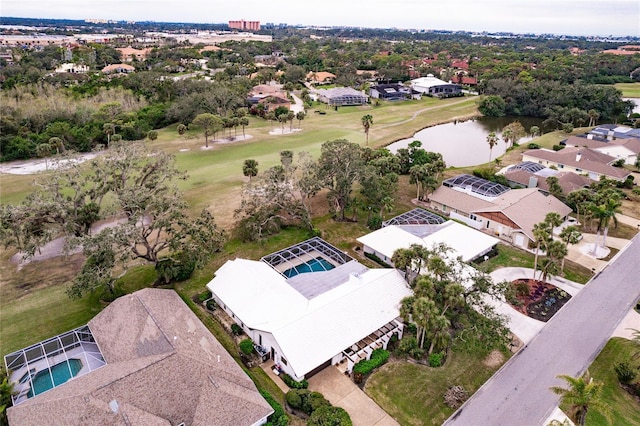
<box><xmin>281</xmin><ymin>357</ymin><xmax>288</xmax><ymax>366</ymax></box>
<box><xmin>470</xmin><ymin>214</ymin><xmax>477</xmax><ymax>221</ymax></box>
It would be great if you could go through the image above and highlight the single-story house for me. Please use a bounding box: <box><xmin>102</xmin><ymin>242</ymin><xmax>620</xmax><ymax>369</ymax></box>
<box><xmin>588</xmin><ymin>124</ymin><xmax>640</xmax><ymax>140</ymax></box>
<box><xmin>369</xmin><ymin>83</ymin><xmax>419</xmax><ymax>101</ymax></box>
<box><xmin>428</xmin><ymin>174</ymin><xmax>572</xmax><ymax>249</ymax></box>
<box><xmin>53</xmin><ymin>63</ymin><xmax>89</xmax><ymax>73</ymax></box>
<box><xmin>502</xmin><ymin>161</ymin><xmax>592</xmax><ymax>195</ymax></box>
<box><xmin>306</xmin><ymin>71</ymin><xmax>336</xmax><ymax>85</ymax></box>
<box><xmin>116</xmin><ymin>47</ymin><xmax>152</xmax><ymax>62</ymax></box>
<box><xmin>101</xmin><ymin>63</ymin><xmax>135</xmax><ymax>74</ymax></box>
<box><xmin>357</xmin><ymin>212</ymin><xmax>500</xmax><ymax>265</ymax></box>
<box><xmin>316</xmin><ymin>87</ymin><xmax>369</xmax><ymax>106</ymax></box>
<box><xmin>207</xmin><ymin>237</ymin><xmax>411</xmax><ymax>381</ymax></box>
<box><xmin>410</xmin><ymin>74</ymin><xmax>462</xmax><ymax>97</ymax></box>
<box><xmin>522</xmin><ymin>146</ymin><xmax>631</xmax><ymax>181</ymax></box>
<box><xmin>563</xmin><ymin>135</ymin><xmax>640</xmax><ymax>166</ymax></box>
<box><xmin>6</xmin><ymin>288</ymin><xmax>273</xmax><ymax>426</ymax></box>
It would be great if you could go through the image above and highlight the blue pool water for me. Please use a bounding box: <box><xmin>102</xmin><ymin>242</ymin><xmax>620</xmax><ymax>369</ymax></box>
<box><xmin>283</xmin><ymin>257</ymin><xmax>335</xmax><ymax>278</ymax></box>
<box><xmin>27</xmin><ymin>358</ymin><xmax>82</xmax><ymax>398</ymax></box>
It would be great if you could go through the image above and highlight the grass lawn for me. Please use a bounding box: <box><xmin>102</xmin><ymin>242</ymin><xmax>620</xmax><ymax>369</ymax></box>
<box><xmin>365</xmin><ymin>350</ymin><xmax>505</xmax><ymax>426</ymax></box>
<box><xmin>614</xmin><ymin>82</ymin><xmax>640</xmax><ymax>98</ymax></box>
<box><xmin>565</xmin><ymin>338</ymin><xmax>640</xmax><ymax>425</ymax></box>
<box><xmin>478</xmin><ymin>243</ymin><xmax>593</xmax><ymax>284</ymax></box>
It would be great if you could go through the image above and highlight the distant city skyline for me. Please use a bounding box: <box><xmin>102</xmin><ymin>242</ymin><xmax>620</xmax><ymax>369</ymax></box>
<box><xmin>2</xmin><ymin>0</ymin><xmax>639</xmax><ymax>37</ymax></box>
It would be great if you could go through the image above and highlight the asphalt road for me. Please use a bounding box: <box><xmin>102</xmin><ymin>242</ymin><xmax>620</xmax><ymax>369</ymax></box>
<box><xmin>444</xmin><ymin>233</ymin><xmax>640</xmax><ymax>426</ymax></box>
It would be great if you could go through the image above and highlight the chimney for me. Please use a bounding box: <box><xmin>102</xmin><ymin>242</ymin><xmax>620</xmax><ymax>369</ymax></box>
<box><xmin>576</xmin><ymin>152</ymin><xmax>581</xmax><ymax>162</ymax></box>
<box><xmin>587</xmin><ymin>134</ymin><xmax>593</xmax><ymax>140</ymax></box>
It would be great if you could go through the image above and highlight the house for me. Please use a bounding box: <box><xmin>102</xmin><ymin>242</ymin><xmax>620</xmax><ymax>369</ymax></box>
<box><xmin>410</xmin><ymin>74</ymin><xmax>462</xmax><ymax>98</ymax></box>
<box><xmin>116</xmin><ymin>47</ymin><xmax>152</xmax><ymax>62</ymax></box>
<box><xmin>522</xmin><ymin>146</ymin><xmax>631</xmax><ymax>181</ymax></box>
<box><xmin>589</xmin><ymin>124</ymin><xmax>640</xmax><ymax>140</ymax></box>
<box><xmin>428</xmin><ymin>174</ymin><xmax>572</xmax><ymax>249</ymax></box>
<box><xmin>316</xmin><ymin>87</ymin><xmax>369</xmax><ymax>106</ymax></box>
<box><xmin>247</xmin><ymin>84</ymin><xmax>291</xmax><ymax>111</ymax></box>
<box><xmin>53</xmin><ymin>63</ymin><xmax>89</xmax><ymax>73</ymax></box>
<box><xmin>101</xmin><ymin>63</ymin><xmax>135</xmax><ymax>74</ymax></box>
<box><xmin>357</xmin><ymin>209</ymin><xmax>500</xmax><ymax>265</ymax></box>
<box><xmin>369</xmin><ymin>83</ymin><xmax>419</xmax><ymax>101</ymax></box>
<box><xmin>563</xmin><ymin>135</ymin><xmax>640</xmax><ymax>166</ymax></box>
<box><xmin>502</xmin><ymin>161</ymin><xmax>592</xmax><ymax>195</ymax></box>
<box><xmin>207</xmin><ymin>237</ymin><xmax>411</xmax><ymax>381</ymax></box>
<box><xmin>6</xmin><ymin>288</ymin><xmax>273</xmax><ymax>426</ymax></box>
<box><xmin>601</xmin><ymin>45</ymin><xmax>640</xmax><ymax>55</ymax></box>
<box><xmin>306</xmin><ymin>71</ymin><xmax>336</xmax><ymax>85</ymax></box>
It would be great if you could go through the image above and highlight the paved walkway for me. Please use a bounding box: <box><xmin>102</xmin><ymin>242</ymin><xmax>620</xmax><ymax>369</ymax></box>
<box><xmin>307</xmin><ymin>366</ymin><xmax>399</xmax><ymax>426</ymax></box>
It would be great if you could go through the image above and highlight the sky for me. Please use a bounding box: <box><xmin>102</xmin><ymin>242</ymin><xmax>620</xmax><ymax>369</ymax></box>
<box><xmin>2</xmin><ymin>0</ymin><xmax>639</xmax><ymax>37</ymax></box>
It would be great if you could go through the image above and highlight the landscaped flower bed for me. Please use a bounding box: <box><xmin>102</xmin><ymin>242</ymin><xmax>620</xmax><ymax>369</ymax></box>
<box><xmin>509</xmin><ymin>279</ymin><xmax>571</xmax><ymax>322</ymax></box>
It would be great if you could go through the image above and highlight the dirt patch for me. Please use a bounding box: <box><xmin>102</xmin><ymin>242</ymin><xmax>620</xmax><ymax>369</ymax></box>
<box><xmin>483</xmin><ymin>350</ymin><xmax>505</xmax><ymax>368</ymax></box>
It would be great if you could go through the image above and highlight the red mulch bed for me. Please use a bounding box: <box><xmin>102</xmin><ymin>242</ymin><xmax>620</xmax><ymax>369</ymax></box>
<box><xmin>509</xmin><ymin>278</ymin><xmax>572</xmax><ymax>322</ymax></box>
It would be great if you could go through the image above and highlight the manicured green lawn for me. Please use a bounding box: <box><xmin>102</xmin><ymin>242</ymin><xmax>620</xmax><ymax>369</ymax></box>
<box><xmin>570</xmin><ymin>338</ymin><xmax>640</xmax><ymax>425</ymax></box>
<box><xmin>365</xmin><ymin>350</ymin><xmax>504</xmax><ymax>425</ymax></box>
<box><xmin>478</xmin><ymin>244</ymin><xmax>593</xmax><ymax>284</ymax></box>
<box><xmin>614</xmin><ymin>82</ymin><xmax>640</xmax><ymax>98</ymax></box>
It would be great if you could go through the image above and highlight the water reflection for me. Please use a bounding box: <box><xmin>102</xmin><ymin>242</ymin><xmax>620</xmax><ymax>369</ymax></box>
<box><xmin>386</xmin><ymin>116</ymin><xmax>544</xmax><ymax>167</ymax></box>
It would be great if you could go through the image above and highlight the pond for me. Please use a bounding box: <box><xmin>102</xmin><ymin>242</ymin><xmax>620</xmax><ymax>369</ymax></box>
<box><xmin>386</xmin><ymin>116</ymin><xmax>544</xmax><ymax>167</ymax></box>
<box><xmin>623</xmin><ymin>98</ymin><xmax>640</xmax><ymax>114</ymax></box>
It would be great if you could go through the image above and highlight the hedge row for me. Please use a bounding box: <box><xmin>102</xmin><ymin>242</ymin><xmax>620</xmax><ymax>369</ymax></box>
<box><xmin>280</xmin><ymin>372</ymin><xmax>309</xmax><ymax>389</ymax></box>
<box><xmin>353</xmin><ymin>349</ymin><xmax>390</xmax><ymax>375</ymax></box>
<box><xmin>260</xmin><ymin>390</ymin><xmax>288</xmax><ymax>426</ymax></box>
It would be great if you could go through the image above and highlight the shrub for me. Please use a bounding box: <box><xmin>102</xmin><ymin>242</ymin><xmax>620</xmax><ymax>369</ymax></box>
<box><xmin>285</xmin><ymin>390</ymin><xmax>329</xmax><ymax>415</ymax></box>
<box><xmin>614</xmin><ymin>362</ymin><xmax>636</xmax><ymax>384</ymax></box>
<box><xmin>231</xmin><ymin>323</ymin><xmax>244</xmax><ymax>336</ymax></box>
<box><xmin>260</xmin><ymin>390</ymin><xmax>289</xmax><ymax>426</ymax></box>
<box><xmin>239</xmin><ymin>339</ymin><xmax>254</xmax><ymax>356</ymax></box>
<box><xmin>514</xmin><ymin>281</ymin><xmax>530</xmax><ymax>298</ymax></box>
<box><xmin>286</xmin><ymin>389</ymin><xmax>303</xmax><ymax>409</ymax></box>
<box><xmin>398</xmin><ymin>336</ymin><xmax>418</xmax><ymax>355</ymax></box>
<box><xmin>206</xmin><ymin>299</ymin><xmax>217</xmax><ymax>311</ymax></box>
<box><xmin>527</xmin><ymin>143</ymin><xmax>540</xmax><ymax>149</ymax></box>
<box><xmin>367</xmin><ymin>215</ymin><xmax>382</xmax><ymax>230</ymax></box>
<box><xmin>352</xmin><ymin>349</ymin><xmax>389</xmax><ymax>376</ymax></box>
<box><xmin>552</xmin><ymin>144</ymin><xmax>564</xmax><ymax>151</ymax></box>
<box><xmin>198</xmin><ymin>289</ymin><xmax>212</xmax><ymax>302</ymax></box>
<box><xmin>281</xmin><ymin>372</ymin><xmax>308</xmax><ymax>389</ymax></box>
<box><xmin>429</xmin><ymin>352</ymin><xmax>444</xmax><ymax>367</ymax></box>
<box><xmin>308</xmin><ymin>406</ymin><xmax>352</xmax><ymax>426</ymax></box>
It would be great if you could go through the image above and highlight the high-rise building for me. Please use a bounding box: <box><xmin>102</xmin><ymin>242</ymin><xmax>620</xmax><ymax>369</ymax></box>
<box><xmin>228</xmin><ymin>20</ymin><xmax>260</xmax><ymax>31</ymax></box>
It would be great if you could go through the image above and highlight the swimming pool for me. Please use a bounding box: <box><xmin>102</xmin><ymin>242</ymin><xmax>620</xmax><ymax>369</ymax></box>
<box><xmin>283</xmin><ymin>257</ymin><xmax>335</xmax><ymax>278</ymax></box>
<box><xmin>27</xmin><ymin>358</ymin><xmax>82</xmax><ymax>398</ymax></box>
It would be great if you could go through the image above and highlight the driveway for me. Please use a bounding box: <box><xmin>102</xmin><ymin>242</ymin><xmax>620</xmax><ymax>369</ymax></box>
<box><xmin>307</xmin><ymin>366</ymin><xmax>399</xmax><ymax>426</ymax></box>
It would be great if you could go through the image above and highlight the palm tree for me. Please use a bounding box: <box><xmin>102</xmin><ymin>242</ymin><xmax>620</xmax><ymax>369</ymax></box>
<box><xmin>550</xmin><ymin>371</ymin><xmax>611</xmax><ymax>426</ymax></box>
<box><xmin>559</xmin><ymin>225</ymin><xmax>582</xmax><ymax>271</ymax></box>
<box><xmin>588</xmin><ymin>198</ymin><xmax>621</xmax><ymax>251</ymax></box>
<box><xmin>486</xmin><ymin>132</ymin><xmax>498</xmax><ymax>161</ymax></box>
<box><xmin>242</xmin><ymin>159</ymin><xmax>259</xmax><ymax>182</ymax></box>
<box><xmin>588</xmin><ymin>109</ymin><xmax>600</xmax><ymax>127</ymax></box>
<box><xmin>296</xmin><ymin>111</ymin><xmax>305</xmax><ymax>129</ymax></box>
<box><xmin>35</xmin><ymin>142</ymin><xmax>53</xmax><ymax>170</ymax></box>
<box><xmin>361</xmin><ymin>114</ymin><xmax>373</xmax><ymax>145</ymax></box>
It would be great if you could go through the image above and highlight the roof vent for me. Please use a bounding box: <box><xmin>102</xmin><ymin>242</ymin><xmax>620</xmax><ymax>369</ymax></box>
<box><xmin>109</xmin><ymin>399</ymin><xmax>119</xmax><ymax>414</ymax></box>
<box><xmin>576</xmin><ymin>153</ymin><xmax>582</xmax><ymax>162</ymax></box>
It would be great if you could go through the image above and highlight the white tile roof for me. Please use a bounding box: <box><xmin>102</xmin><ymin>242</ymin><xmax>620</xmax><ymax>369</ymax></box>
<box><xmin>207</xmin><ymin>260</ymin><xmax>411</xmax><ymax>378</ymax></box>
<box><xmin>357</xmin><ymin>221</ymin><xmax>499</xmax><ymax>262</ymax></box>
